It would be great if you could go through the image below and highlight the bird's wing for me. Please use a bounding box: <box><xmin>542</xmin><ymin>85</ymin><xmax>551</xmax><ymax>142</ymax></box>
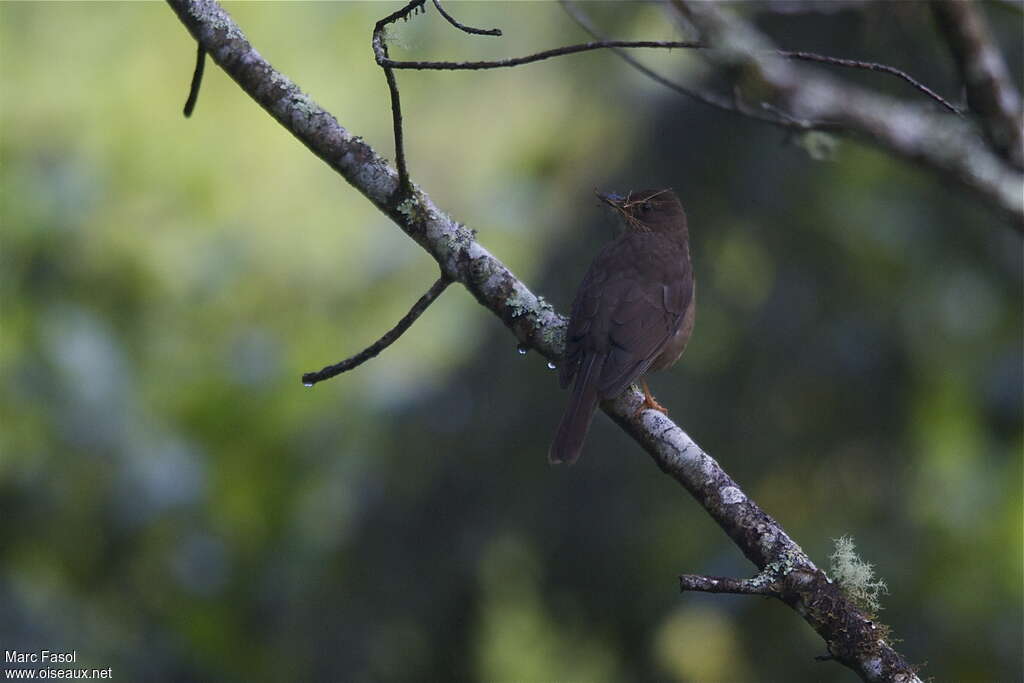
<box><xmin>558</xmin><ymin>252</ymin><xmax>609</xmax><ymax>390</ymax></box>
<box><xmin>596</xmin><ymin>273</ymin><xmax>691</xmax><ymax>399</ymax></box>
<box><xmin>560</xmin><ymin>237</ymin><xmax>692</xmax><ymax>399</ymax></box>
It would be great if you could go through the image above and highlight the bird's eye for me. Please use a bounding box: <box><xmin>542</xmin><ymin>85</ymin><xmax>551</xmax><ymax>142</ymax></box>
<box><xmin>641</xmin><ymin>202</ymin><xmax>652</xmax><ymax>213</ymax></box>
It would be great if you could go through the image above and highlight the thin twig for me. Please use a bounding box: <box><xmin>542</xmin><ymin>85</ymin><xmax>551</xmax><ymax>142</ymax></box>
<box><xmin>183</xmin><ymin>43</ymin><xmax>206</xmax><ymax>118</ymax></box>
<box><xmin>372</xmin><ymin>0</ymin><xmax>428</xmax><ymax>191</ymax></box>
<box><xmin>562</xmin><ymin>1</ymin><xmax>957</xmax><ymax>117</ymax></box>
<box><xmin>382</xmin><ymin>66</ymin><xmax>408</xmax><ymax>189</ymax></box>
<box><xmin>301</xmin><ymin>275</ymin><xmax>452</xmax><ymax>386</ymax></box>
<box><xmin>379</xmin><ymin>40</ymin><xmax>704</xmax><ymax>71</ymax></box>
<box><xmin>432</xmin><ymin>0</ymin><xmax>501</xmax><ymax>36</ymax></box>
<box><xmin>779</xmin><ymin>50</ymin><xmax>962</xmax><ymax>116</ymax></box>
<box><xmin>678</xmin><ymin>572</ymin><xmax>781</xmax><ymax>596</ymax></box>
<box><xmin>383</xmin><ymin>29</ymin><xmax>959</xmax><ymax>117</ymax></box>
<box><xmin>559</xmin><ymin>0</ymin><xmax>822</xmax><ymax>131</ymax></box>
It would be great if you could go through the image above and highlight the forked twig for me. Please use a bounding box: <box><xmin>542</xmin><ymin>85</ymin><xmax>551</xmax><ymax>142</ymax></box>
<box><xmin>379</xmin><ymin>1</ymin><xmax>960</xmax><ymax>117</ymax></box>
<box><xmin>374</xmin><ymin>0</ymin><xmax>959</xmax><ymax>191</ymax></box>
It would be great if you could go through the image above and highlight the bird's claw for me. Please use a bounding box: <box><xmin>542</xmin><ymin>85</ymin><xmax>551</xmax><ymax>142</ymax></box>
<box><xmin>634</xmin><ymin>379</ymin><xmax>669</xmax><ymax>417</ymax></box>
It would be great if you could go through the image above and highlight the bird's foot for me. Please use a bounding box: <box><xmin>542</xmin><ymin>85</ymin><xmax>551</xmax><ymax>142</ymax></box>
<box><xmin>634</xmin><ymin>379</ymin><xmax>668</xmax><ymax>417</ymax></box>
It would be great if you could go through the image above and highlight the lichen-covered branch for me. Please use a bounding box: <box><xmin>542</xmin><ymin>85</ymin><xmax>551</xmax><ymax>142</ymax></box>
<box><xmin>606</xmin><ymin>393</ymin><xmax>921</xmax><ymax>682</ymax></box>
<box><xmin>678</xmin><ymin>571</ymin><xmax>780</xmax><ymax>596</ymax></box>
<box><xmin>672</xmin><ymin>0</ymin><xmax>1024</xmax><ymax>229</ymax></box>
<box><xmin>165</xmin><ymin>1</ymin><xmax>922</xmax><ymax>680</ymax></box>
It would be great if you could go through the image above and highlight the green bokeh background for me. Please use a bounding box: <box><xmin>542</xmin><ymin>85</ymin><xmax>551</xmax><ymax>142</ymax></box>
<box><xmin>1</xmin><ymin>2</ymin><xmax>1021</xmax><ymax>681</ymax></box>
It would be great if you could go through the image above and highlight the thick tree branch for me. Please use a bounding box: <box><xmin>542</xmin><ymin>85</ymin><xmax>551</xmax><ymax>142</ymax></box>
<box><xmin>165</xmin><ymin>1</ymin><xmax>922</xmax><ymax>680</ymax></box>
<box><xmin>672</xmin><ymin>0</ymin><xmax>1024</xmax><ymax>229</ymax></box>
<box><xmin>931</xmin><ymin>0</ymin><xmax>1024</xmax><ymax>169</ymax></box>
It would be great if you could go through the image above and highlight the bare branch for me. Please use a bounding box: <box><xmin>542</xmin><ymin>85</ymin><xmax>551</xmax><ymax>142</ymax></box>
<box><xmin>368</xmin><ymin>0</ymin><xmax>501</xmax><ymax>189</ymax></box>
<box><xmin>183</xmin><ymin>43</ymin><xmax>205</xmax><ymax>118</ymax></box>
<box><xmin>931</xmin><ymin>0</ymin><xmax>1024</xmax><ymax>168</ymax></box>
<box><xmin>379</xmin><ymin>34</ymin><xmax>962</xmax><ymax>120</ymax></box>
<box><xmin>396</xmin><ymin>2</ymin><xmax>964</xmax><ymax>117</ymax></box>
<box><xmin>381</xmin><ymin>65</ymin><xmax>409</xmax><ymax>190</ymax></box>
<box><xmin>165</xmin><ymin>1</ymin><xmax>926</xmax><ymax>679</ymax></box>
<box><xmin>778</xmin><ymin>50</ymin><xmax>962</xmax><ymax>116</ymax></box>
<box><xmin>432</xmin><ymin>0</ymin><xmax>501</xmax><ymax>37</ymax></box>
<box><xmin>558</xmin><ymin>0</ymin><xmax>821</xmax><ymax>130</ymax></box>
<box><xmin>671</xmin><ymin>0</ymin><xmax>1024</xmax><ymax>228</ymax></box>
<box><xmin>379</xmin><ymin>39</ymin><xmax>704</xmax><ymax>71</ymax></box>
<box><xmin>301</xmin><ymin>275</ymin><xmax>452</xmax><ymax>387</ymax></box>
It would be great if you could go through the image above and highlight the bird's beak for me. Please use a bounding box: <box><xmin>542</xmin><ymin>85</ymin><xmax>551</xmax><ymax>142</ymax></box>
<box><xmin>595</xmin><ymin>190</ymin><xmax>626</xmax><ymax>208</ymax></box>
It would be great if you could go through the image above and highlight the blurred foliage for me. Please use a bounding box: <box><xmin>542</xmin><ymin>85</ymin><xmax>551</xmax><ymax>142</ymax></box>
<box><xmin>1</xmin><ymin>2</ymin><xmax>1021</xmax><ymax>681</ymax></box>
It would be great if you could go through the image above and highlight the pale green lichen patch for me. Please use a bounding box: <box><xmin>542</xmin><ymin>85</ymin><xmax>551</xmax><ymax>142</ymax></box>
<box><xmin>397</xmin><ymin>197</ymin><xmax>415</xmax><ymax>215</ymax></box>
<box><xmin>748</xmin><ymin>570</ymin><xmax>775</xmax><ymax>590</ymax></box>
<box><xmin>759</xmin><ymin>538</ymin><xmax>815</xmax><ymax>585</ymax></box>
<box><xmin>505</xmin><ymin>287</ymin><xmax>535</xmax><ymax>319</ymax></box>
<box><xmin>830</xmin><ymin>536</ymin><xmax>888</xmax><ymax>613</ymax></box>
<box><xmin>541</xmin><ymin>319</ymin><xmax>566</xmax><ymax>354</ymax></box>
<box><xmin>443</xmin><ymin>222</ymin><xmax>474</xmax><ymax>254</ymax></box>
<box><xmin>286</xmin><ymin>95</ymin><xmax>323</xmax><ymax>129</ymax></box>
<box><xmin>269</xmin><ymin>70</ymin><xmax>294</xmax><ymax>90</ymax></box>
<box><xmin>533</xmin><ymin>295</ymin><xmax>556</xmax><ymax>315</ymax></box>
<box><xmin>762</xmin><ymin>556</ymin><xmax>797</xmax><ymax>581</ymax></box>
<box><xmin>397</xmin><ymin>195</ymin><xmax>429</xmax><ymax>225</ymax></box>
<box><xmin>289</xmin><ymin>93</ymin><xmax>317</xmax><ymax>116</ymax></box>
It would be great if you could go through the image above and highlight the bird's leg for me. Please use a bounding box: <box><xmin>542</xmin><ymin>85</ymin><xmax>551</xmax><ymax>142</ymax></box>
<box><xmin>637</xmin><ymin>378</ymin><xmax>668</xmax><ymax>416</ymax></box>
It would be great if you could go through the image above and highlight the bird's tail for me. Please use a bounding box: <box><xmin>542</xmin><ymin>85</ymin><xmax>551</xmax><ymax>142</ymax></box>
<box><xmin>549</xmin><ymin>355</ymin><xmax>603</xmax><ymax>464</ymax></box>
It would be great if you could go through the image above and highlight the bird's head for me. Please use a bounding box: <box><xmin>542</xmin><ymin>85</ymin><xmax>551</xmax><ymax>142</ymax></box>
<box><xmin>596</xmin><ymin>188</ymin><xmax>687</xmax><ymax>234</ymax></box>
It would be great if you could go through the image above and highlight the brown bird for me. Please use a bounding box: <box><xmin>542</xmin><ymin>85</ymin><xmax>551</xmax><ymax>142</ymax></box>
<box><xmin>549</xmin><ymin>188</ymin><xmax>695</xmax><ymax>464</ymax></box>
